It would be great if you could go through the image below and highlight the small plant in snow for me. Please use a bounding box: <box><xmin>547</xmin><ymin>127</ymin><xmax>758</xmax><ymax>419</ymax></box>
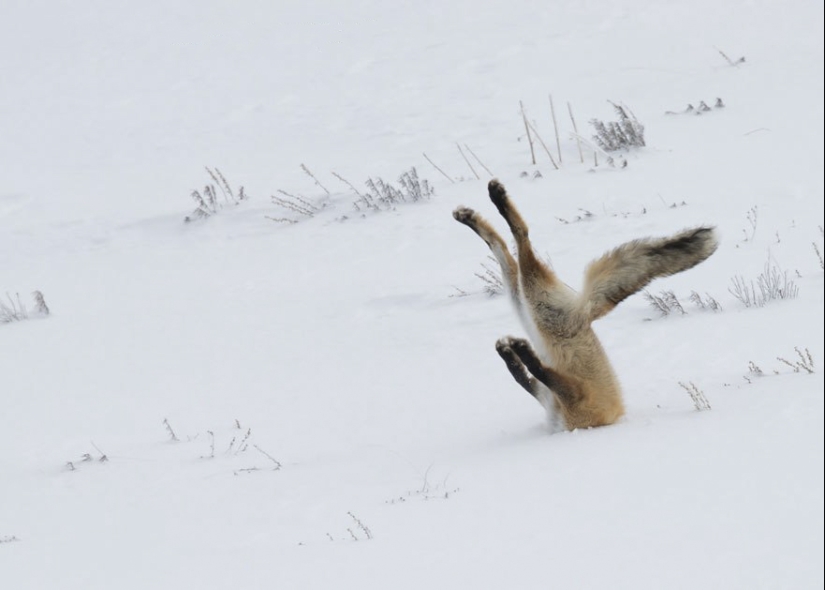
<box><xmin>332</xmin><ymin>171</ymin><xmax>365</xmax><ymax>198</ymax></box>
<box><xmin>91</xmin><ymin>442</ymin><xmax>109</xmax><ymax>462</ymax></box>
<box><xmin>740</xmin><ymin>206</ymin><xmax>758</xmax><ymax>242</ymax></box>
<box><xmin>385</xmin><ymin>466</ymin><xmax>459</xmax><ymax>504</ymax></box>
<box><xmin>715</xmin><ymin>47</ymin><xmax>746</xmax><ymax>67</ymax></box>
<box><xmin>590</xmin><ymin>102</ymin><xmax>645</xmax><ymax>151</ymax></box>
<box><xmin>346</xmin><ymin>512</ymin><xmax>373</xmax><ymax>541</ymax></box>
<box><xmin>252</xmin><ymin>444</ymin><xmax>282</xmax><ymax>470</ymax></box>
<box><xmin>226</xmin><ymin>427</ymin><xmax>253</xmax><ymax>455</ymax></box>
<box><xmin>555</xmin><ymin>209</ymin><xmax>594</xmax><ymax>224</ymax></box>
<box><xmin>65</xmin><ymin>443</ymin><xmax>108</xmax><ymax>471</ymax></box>
<box><xmin>665</xmin><ymin>98</ymin><xmax>725</xmax><ymax>115</ymax></box>
<box><xmin>743</xmin><ymin>361</ymin><xmax>765</xmax><ymax>384</ymax></box>
<box><xmin>679</xmin><ymin>381</ymin><xmax>711</xmax><ymax>411</ymax></box>
<box><xmin>1</xmin><ymin>291</ymin><xmax>50</xmax><ymax>324</ymax></box>
<box><xmin>32</xmin><ymin>290</ymin><xmax>49</xmax><ymax>315</ymax></box>
<box><xmin>355</xmin><ymin>167</ymin><xmax>433</xmax><ymax>213</ymax></box>
<box><xmin>185</xmin><ymin>167</ymin><xmax>248</xmax><ymax>222</ymax></box>
<box><xmin>743</xmin><ymin>349</ymin><xmax>814</xmax><ymax>383</ymax></box>
<box><xmin>777</xmin><ymin>347</ymin><xmax>815</xmax><ymax>374</ymax></box>
<box><xmin>232</xmin><ymin>441</ymin><xmax>283</xmax><ymax>475</ymax></box>
<box><xmin>729</xmin><ymin>259</ymin><xmax>798</xmax><ymax>308</ymax></box>
<box><xmin>1</xmin><ymin>535</ymin><xmax>20</xmax><ymax>544</ymax></box>
<box><xmin>300</xmin><ymin>163</ymin><xmax>330</xmax><ymax>196</ymax></box>
<box><xmin>475</xmin><ymin>256</ymin><xmax>504</xmax><ymax>296</ymax></box>
<box><xmin>168</xmin><ymin>419</ymin><xmax>283</xmax><ymax>473</ymax></box>
<box><xmin>689</xmin><ymin>291</ymin><xmax>722</xmax><ymax>312</ymax></box>
<box><xmin>268</xmin><ymin>189</ymin><xmax>325</xmax><ymax>224</ymax></box>
<box><xmin>643</xmin><ymin>290</ymin><xmax>686</xmax><ymax>316</ymax></box>
<box><xmin>271</xmin><ymin>167</ymin><xmax>433</xmax><ymax>223</ymax></box>
<box><xmin>2</xmin><ymin>293</ymin><xmax>28</xmax><ymax>323</ymax></box>
<box><xmin>162</xmin><ymin>418</ymin><xmax>179</xmax><ymax>442</ymax></box>
<box><xmin>324</xmin><ymin>512</ymin><xmax>374</xmax><ymax>542</ymax></box>
<box><xmin>814</xmin><ymin>226</ymin><xmax>824</xmax><ymax>270</ymax></box>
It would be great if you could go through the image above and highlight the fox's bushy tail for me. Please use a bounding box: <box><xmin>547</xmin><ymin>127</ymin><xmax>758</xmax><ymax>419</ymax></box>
<box><xmin>581</xmin><ymin>227</ymin><xmax>718</xmax><ymax>320</ymax></box>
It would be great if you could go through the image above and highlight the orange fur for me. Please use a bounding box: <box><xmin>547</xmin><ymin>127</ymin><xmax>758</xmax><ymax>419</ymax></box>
<box><xmin>454</xmin><ymin>180</ymin><xmax>718</xmax><ymax>430</ymax></box>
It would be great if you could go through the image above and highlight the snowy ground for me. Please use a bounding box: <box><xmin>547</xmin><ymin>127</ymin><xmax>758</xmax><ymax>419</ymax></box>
<box><xmin>1</xmin><ymin>1</ymin><xmax>823</xmax><ymax>588</ymax></box>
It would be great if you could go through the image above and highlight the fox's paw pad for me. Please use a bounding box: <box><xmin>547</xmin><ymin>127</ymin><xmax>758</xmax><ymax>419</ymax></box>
<box><xmin>452</xmin><ymin>207</ymin><xmax>477</xmax><ymax>226</ymax></box>
<box><xmin>495</xmin><ymin>336</ymin><xmax>519</xmax><ymax>353</ymax></box>
<box><xmin>508</xmin><ymin>338</ymin><xmax>534</xmax><ymax>357</ymax></box>
<box><xmin>495</xmin><ymin>338</ymin><xmax>515</xmax><ymax>359</ymax></box>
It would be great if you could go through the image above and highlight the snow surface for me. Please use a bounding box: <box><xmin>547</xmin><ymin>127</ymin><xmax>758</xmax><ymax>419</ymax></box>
<box><xmin>1</xmin><ymin>0</ymin><xmax>823</xmax><ymax>588</ymax></box>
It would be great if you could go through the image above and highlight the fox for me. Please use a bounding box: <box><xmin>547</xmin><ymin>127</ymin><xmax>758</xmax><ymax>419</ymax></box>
<box><xmin>453</xmin><ymin>179</ymin><xmax>718</xmax><ymax>431</ymax></box>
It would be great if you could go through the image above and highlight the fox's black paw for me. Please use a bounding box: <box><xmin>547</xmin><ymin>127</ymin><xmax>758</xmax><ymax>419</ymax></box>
<box><xmin>495</xmin><ymin>337</ymin><xmax>517</xmax><ymax>360</ymax></box>
<box><xmin>508</xmin><ymin>337</ymin><xmax>534</xmax><ymax>358</ymax></box>
<box><xmin>487</xmin><ymin>179</ymin><xmax>509</xmax><ymax>215</ymax></box>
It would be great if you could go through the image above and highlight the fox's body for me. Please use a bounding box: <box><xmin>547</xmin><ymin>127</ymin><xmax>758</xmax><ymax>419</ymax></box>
<box><xmin>454</xmin><ymin>180</ymin><xmax>718</xmax><ymax>430</ymax></box>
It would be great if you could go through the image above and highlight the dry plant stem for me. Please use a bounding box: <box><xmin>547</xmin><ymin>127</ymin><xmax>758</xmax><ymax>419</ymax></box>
<box><xmin>549</xmin><ymin>94</ymin><xmax>562</xmax><ymax>164</ymax></box>
<box><xmin>456</xmin><ymin>143</ymin><xmax>480</xmax><ymax>179</ymax></box>
<box><xmin>570</xmin><ymin>131</ymin><xmax>613</xmax><ymax>158</ymax></box>
<box><xmin>715</xmin><ymin>46</ymin><xmax>743</xmax><ymax>66</ymax></box>
<box><xmin>162</xmin><ymin>418</ymin><xmax>179</xmax><ymax>442</ymax></box>
<box><xmin>90</xmin><ymin>441</ymin><xmax>108</xmax><ymax>462</ymax></box>
<box><xmin>777</xmin><ymin>347</ymin><xmax>815</xmax><ymax>374</ymax></box>
<box><xmin>347</xmin><ymin>512</ymin><xmax>373</xmax><ymax>540</ymax></box>
<box><xmin>520</xmin><ymin>100</ymin><xmax>536</xmax><ymax>165</ymax></box>
<box><xmin>679</xmin><ymin>381</ymin><xmax>711</xmax><ymax>411</ymax></box>
<box><xmin>527</xmin><ymin>121</ymin><xmax>559</xmax><ymax>170</ymax></box>
<box><xmin>570</xmin><ymin>131</ymin><xmax>615</xmax><ymax>166</ymax></box>
<box><xmin>253</xmin><ymin>444</ymin><xmax>282</xmax><ymax>470</ymax></box>
<box><xmin>300</xmin><ymin>163</ymin><xmax>330</xmax><ymax>195</ymax></box>
<box><xmin>272</xmin><ymin>190</ymin><xmax>319</xmax><ymax>217</ymax></box>
<box><xmin>332</xmin><ymin>171</ymin><xmax>365</xmax><ymax>197</ymax></box>
<box><xmin>215</xmin><ymin>169</ymin><xmax>234</xmax><ymax>198</ymax></box>
<box><xmin>568</xmin><ymin>102</ymin><xmax>584</xmax><ymax>163</ymax></box>
<box><xmin>205</xmin><ymin>431</ymin><xmax>215</xmax><ymax>459</ymax></box>
<box><xmin>205</xmin><ymin>168</ymin><xmax>225</xmax><ymax>200</ymax></box>
<box><xmin>32</xmin><ymin>290</ymin><xmax>49</xmax><ymax>315</ymax></box>
<box><xmin>422</xmin><ymin>152</ymin><xmax>455</xmax><ymax>183</ymax></box>
<box><xmin>205</xmin><ymin>167</ymin><xmax>230</xmax><ymax>202</ymax></box>
<box><xmin>0</xmin><ymin>292</ymin><xmax>27</xmax><ymax>323</ymax></box>
<box><xmin>464</xmin><ymin>145</ymin><xmax>494</xmax><ymax>176</ymax></box>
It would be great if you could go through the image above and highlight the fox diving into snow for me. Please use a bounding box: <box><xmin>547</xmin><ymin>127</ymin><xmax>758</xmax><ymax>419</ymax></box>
<box><xmin>453</xmin><ymin>180</ymin><xmax>718</xmax><ymax>431</ymax></box>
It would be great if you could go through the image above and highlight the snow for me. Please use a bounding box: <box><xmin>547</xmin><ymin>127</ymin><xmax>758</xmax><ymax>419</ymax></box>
<box><xmin>1</xmin><ymin>0</ymin><xmax>823</xmax><ymax>588</ymax></box>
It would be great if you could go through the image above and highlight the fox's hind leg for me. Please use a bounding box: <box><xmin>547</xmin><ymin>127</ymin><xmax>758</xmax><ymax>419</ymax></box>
<box><xmin>453</xmin><ymin>206</ymin><xmax>520</xmax><ymax>304</ymax></box>
<box><xmin>486</xmin><ymin>180</ymin><xmax>582</xmax><ymax>337</ymax></box>
<box><xmin>487</xmin><ymin>180</ymin><xmax>560</xmax><ymax>295</ymax></box>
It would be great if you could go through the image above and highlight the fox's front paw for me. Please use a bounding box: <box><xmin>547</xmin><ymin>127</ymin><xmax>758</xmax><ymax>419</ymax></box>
<box><xmin>496</xmin><ymin>336</ymin><xmax>523</xmax><ymax>353</ymax></box>
<box><xmin>495</xmin><ymin>337</ymin><xmax>516</xmax><ymax>360</ymax></box>
<box><xmin>507</xmin><ymin>337</ymin><xmax>533</xmax><ymax>357</ymax></box>
<box><xmin>452</xmin><ymin>206</ymin><xmax>478</xmax><ymax>226</ymax></box>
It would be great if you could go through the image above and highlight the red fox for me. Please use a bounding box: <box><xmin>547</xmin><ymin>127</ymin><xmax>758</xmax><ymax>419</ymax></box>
<box><xmin>453</xmin><ymin>180</ymin><xmax>718</xmax><ymax>430</ymax></box>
